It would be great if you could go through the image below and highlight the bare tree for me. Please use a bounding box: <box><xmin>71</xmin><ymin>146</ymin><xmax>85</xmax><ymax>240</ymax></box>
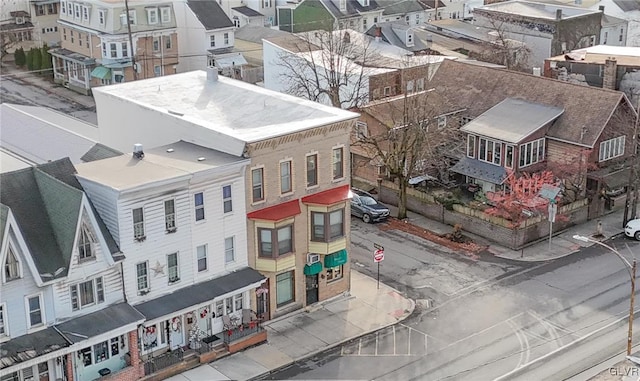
<box><xmin>0</xmin><ymin>32</ymin><xmax>18</xmax><ymax>63</ymax></box>
<box><xmin>469</xmin><ymin>16</ymin><xmax>532</xmax><ymax>71</ymax></box>
<box><xmin>353</xmin><ymin>90</ymin><xmax>462</xmax><ymax>219</ymax></box>
<box><xmin>276</xmin><ymin>29</ymin><xmax>379</xmax><ymax>109</ymax></box>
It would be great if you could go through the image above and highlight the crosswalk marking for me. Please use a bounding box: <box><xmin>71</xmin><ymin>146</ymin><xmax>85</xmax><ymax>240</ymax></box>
<box><xmin>341</xmin><ymin>325</ymin><xmax>428</xmax><ymax>357</ymax></box>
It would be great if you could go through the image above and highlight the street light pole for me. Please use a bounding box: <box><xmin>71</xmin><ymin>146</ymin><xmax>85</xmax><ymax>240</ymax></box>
<box><xmin>573</xmin><ymin>235</ymin><xmax>636</xmax><ymax>355</ymax></box>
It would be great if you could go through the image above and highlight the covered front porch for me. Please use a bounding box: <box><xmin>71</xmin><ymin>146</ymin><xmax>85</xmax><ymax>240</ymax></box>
<box><xmin>133</xmin><ymin>267</ymin><xmax>268</xmax><ymax>378</ymax></box>
<box><xmin>49</xmin><ymin>48</ymin><xmax>95</xmax><ymax>95</ymax></box>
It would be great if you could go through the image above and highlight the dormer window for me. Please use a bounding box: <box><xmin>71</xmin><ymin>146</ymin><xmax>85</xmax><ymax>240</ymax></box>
<box><xmin>78</xmin><ymin>225</ymin><xmax>95</xmax><ymax>261</ymax></box>
<box><xmin>4</xmin><ymin>247</ymin><xmax>20</xmax><ymax>281</ymax></box>
<box><xmin>340</xmin><ymin>0</ymin><xmax>347</xmax><ymax>12</ymax></box>
<box><xmin>363</xmin><ymin>0</ymin><xmax>370</xmax><ymax>6</ymax></box>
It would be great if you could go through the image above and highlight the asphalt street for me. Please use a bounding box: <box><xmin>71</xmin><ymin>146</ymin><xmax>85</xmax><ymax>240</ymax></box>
<box><xmin>258</xmin><ymin>220</ymin><xmax>640</xmax><ymax>381</ymax></box>
<box><xmin>0</xmin><ymin>72</ymin><xmax>97</xmax><ymax>124</ymax></box>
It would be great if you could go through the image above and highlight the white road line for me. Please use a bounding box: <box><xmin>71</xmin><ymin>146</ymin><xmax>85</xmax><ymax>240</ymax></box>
<box><xmin>375</xmin><ymin>332</ymin><xmax>379</xmax><ymax>356</ymax></box>
<box><xmin>506</xmin><ymin>319</ymin><xmax>526</xmax><ymax>369</ymax></box>
<box><xmin>393</xmin><ymin>325</ymin><xmax>396</xmax><ymax>355</ymax></box>
<box><xmin>528</xmin><ymin>310</ymin><xmax>561</xmax><ymax>346</ymax></box>
<box><xmin>408</xmin><ymin>326</ymin><xmax>411</xmax><ymax>355</ymax></box>
<box><xmin>358</xmin><ymin>338</ymin><xmax>362</xmax><ymax>355</ymax></box>
<box><xmin>443</xmin><ymin>312</ymin><xmax>525</xmax><ymax>350</ymax></box>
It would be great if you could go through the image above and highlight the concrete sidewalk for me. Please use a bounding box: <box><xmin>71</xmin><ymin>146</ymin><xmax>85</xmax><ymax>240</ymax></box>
<box><xmin>166</xmin><ymin>270</ymin><xmax>414</xmax><ymax>381</ymax></box>
<box><xmin>385</xmin><ymin>203</ymin><xmax>636</xmax><ymax>262</ymax></box>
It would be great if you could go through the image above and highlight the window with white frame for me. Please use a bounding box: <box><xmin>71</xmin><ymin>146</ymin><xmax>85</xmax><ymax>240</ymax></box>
<box><xmin>223</xmin><ymin>185</ymin><xmax>232</xmax><ymax>213</ymax></box>
<box><xmin>101</xmin><ymin>42</ymin><xmax>106</xmax><ymax>57</ymax></box>
<box><xmin>416</xmin><ymin>78</ymin><xmax>425</xmax><ymax>92</ymax></box>
<box><xmin>133</xmin><ymin>207</ymin><xmax>145</xmax><ymax>240</ymax></box>
<box><xmin>234</xmin><ymin>294</ymin><xmax>243</xmax><ymax>310</ymax></box>
<box><xmin>70</xmin><ymin>277</ymin><xmax>104</xmax><ymax>311</ymax></box>
<box><xmin>383</xmin><ymin>86</ymin><xmax>391</xmax><ymax>97</ymax></box>
<box><xmin>110</xmin><ymin>42</ymin><xmax>117</xmax><ymax>58</ymax></box>
<box><xmin>252</xmin><ymin>168</ymin><xmax>264</xmax><ymax>202</ymax></box>
<box><xmin>225</xmin><ymin>236</ymin><xmax>235</xmax><ymax>263</ymax></box>
<box><xmin>505</xmin><ymin>145</ymin><xmax>514</xmax><ymax>168</ymax></box>
<box><xmin>224</xmin><ymin>32</ymin><xmax>229</xmax><ymax>45</ymax></box>
<box><xmin>210</xmin><ymin>35</ymin><xmax>216</xmax><ymax>47</ymax></box>
<box><xmin>153</xmin><ymin>37</ymin><xmax>160</xmax><ymax>51</ymax></box>
<box><xmin>74</xmin><ymin>4</ymin><xmax>81</xmax><ymax>19</ymax></box>
<box><xmin>197</xmin><ymin>244</ymin><xmax>207</xmax><ymax>272</ymax></box>
<box><xmin>164</xmin><ymin>199</ymin><xmax>176</xmax><ymax>231</ymax></box>
<box><xmin>167</xmin><ymin>253</ymin><xmax>179</xmax><ymax>283</ymax></box>
<box><xmin>599</xmin><ymin>136</ymin><xmax>625</xmax><ymax>162</ymax></box>
<box><xmin>194</xmin><ymin>192</ymin><xmax>205</xmax><ymax>221</ymax></box>
<box><xmin>165</xmin><ymin>35</ymin><xmax>171</xmax><ymax>49</ymax></box>
<box><xmin>27</xmin><ymin>294</ymin><xmax>43</xmax><ymax>327</ymax></box>
<box><xmin>136</xmin><ymin>262</ymin><xmax>149</xmax><ymax>292</ymax></box>
<box><xmin>98</xmin><ymin>9</ymin><xmax>105</xmax><ymax>25</ymax></box>
<box><xmin>258</xmin><ymin>225</ymin><xmax>293</xmax><ymax>258</ymax></box>
<box><xmin>519</xmin><ymin>138</ymin><xmax>545</xmax><ymax>167</ymax></box>
<box><xmin>78</xmin><ymin>225</ymin><xmax>94</xmax><ymax>261</ymax></box>
<box><xmin>61</xmin><ymin>1</ymin><xmax>66</xmax><ymax>15</ymax></box>
<box><xmin>263</xmin><ymin>0</ymin><xmax>271</xmax><ymax>7</ymax></box>
<box><xmin>85</xmin><ymin>33</ymin><xmax>89</xmax><ymax>48</ymax></box>
<box><xmin>280</xmin><ymin>160</ymin><xmax>292</xmax><ymax>194</ymax></box>
<box><xmin>82</xmin><ymin>6</ymin><xmax>89</xmax><ymax>21</ymax></box>
<box><xmin>120</xmin><ymin>10</ymin><xmax>136</xmax><ymax>25</ymax></box>
<box><xmin>306</xmin><ymin>154</ymin><xmax>318</xmax><ymax>187</ymax></box>
<box><xmin>326</xmin><ymin>265</ymin><xmax>344</xmax><ymax>282</ymax></box>
<box><xmin>4</xmin><ymin>246</ymin><xmax>19</xmax><ymax>282</ymax></box>
<box><xmin>477</xmin><ymin>137</ymin><xmax>501</xmax><ymax>165</ymax></box>
<box><xmin>147</xmin><ymin>8</ymin><xmax>158</xmax><ymax>24</ymax></box>
<box><xmin>161</xmin><ymin>6</ymin><xmax>171</xmax><ymax>23</ymax></box>
<box><xmin>276</xmin><ymin>271</ymin><xmax>294</xmax><ymax>307</ymax></box>
<box><xmin>332</xmin><ymin>147</ymin><xmax>344</xmax><ymax>179</ymax></box>
<box><xmin>467</xmin><ymin>135</ymin><xmax>476</xmax><ymax>158</ymax></box>
<box><xmin>122</xmin><ymin>41</ymin><xmax>128</xmax><ymax>57</ymax></box>
<box><xmin>0</xmin><ymin>304</ymin><xmax>6</xmax><ymax>336</ymax></box>
<box><xmin>406</xmin><ymin>80</ymin><xmax>414</xmax><ymax>93</ymax></box>
<box><xmin>154</xmin><ymin>65</ymin><xmax>161</xmax><ymax>77</ymax></box>
<box><xmin>355</xmin><ymin>121</ymin><xmax>368</xmax><ymax>140</ymax></box>
<box><xmin>94</xmin><ymin>341</ymin><xmax>109</xmax><ymax>363</ymax></box>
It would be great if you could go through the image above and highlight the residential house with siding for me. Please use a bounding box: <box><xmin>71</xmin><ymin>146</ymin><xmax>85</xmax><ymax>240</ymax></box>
<box><xmin>429</xmin><ymin>59</ymin><xmax>636</xmax><ymax>214</ymax></box>
<box><xmin>0</xmin><ymin>159</ymin><xmax>145</xmax><ymax>381</ymax></box>
<box><xmin>90</xmin><ymin>68</ymin><xmax>358</xmax><ymax>320</ymax></box>
<box><xmin>30</xmin><ymin>0</ymin><xmax>62</xmax><ymax>48</ymax></box>
<box><xmin>50</xmin><ymin>0</ymin><xmax>179</xmax><ymax>95</ymax></box>
<box><xmin>277</xmin><ymin>0</ymin><xmax>385</xmax><ymax>33</ymax></box>
<box><xmin>75</xmin><ymin>141</ymin><xmax>266</xmax><ymax>361</ymax></box>
<box><xmin>174</xmin><ymin>0</ymin><xmax>246</xmax><ymax>75</ymax></box>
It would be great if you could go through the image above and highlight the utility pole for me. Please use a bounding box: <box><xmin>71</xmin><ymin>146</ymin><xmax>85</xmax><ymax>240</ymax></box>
<box><xmin>124</xmin><ymin>0</ymin><xmax>138</xmax><ymax>80</ymax></box>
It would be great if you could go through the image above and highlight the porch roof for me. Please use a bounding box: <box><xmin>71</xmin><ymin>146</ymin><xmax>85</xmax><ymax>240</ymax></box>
<box><xmin>133</xmin><ymin>267</ymin><xmax>266</xmax><ymax>321</ymax></box>
<box><xmin>460</xmin><ymin>98</ymin><xmax>564</xmax><ymax>144</ymax></box>
<box><xmin>90</xmin><ymin>66</ymin><xmax>111</xmax><ymax>80</ymax></box>
<box><xmin>450</xmin><ymin>156</ymin><xmax>508</xmax><ymax>184</ymax></box>
<box><xmin>0</xmin><ymin>327</ymin><xmax>69</xmax><ymax>370</ymax></box>
<box><xmin>55</xmin><ymin>303</ymin><xmax>145</xmax><ymax>344</ymax></box>
<box><xmin>49</xmin><ymin>48</ymin><xmax>95</xmax><ymax>65</ymax></box>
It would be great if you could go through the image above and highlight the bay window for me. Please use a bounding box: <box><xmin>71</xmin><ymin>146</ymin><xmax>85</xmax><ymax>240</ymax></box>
<box><xmin>258</xmin><ymin>225</ymin><xmax>293</xmax><ymax>258</ymax></box>
<box><xmin>311</xmin><ymin>209</ymin><xmax>344</xmax><ymax>242</ymax></box>
<box><xmin>519</xmin><ymin>138</ymin><xmax>545</xmax><ymax>167</ymax></box>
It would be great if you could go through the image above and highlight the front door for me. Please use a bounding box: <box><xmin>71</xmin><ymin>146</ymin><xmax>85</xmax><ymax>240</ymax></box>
<box><xmin>306</xmin><ymin>274</ymin><xmax>319</xmax><ymax>305</ymax></box>
<box><xmin>169</xmin><ymin>317</ymin><xmax>184</xmax><ymax>349</ymax></box>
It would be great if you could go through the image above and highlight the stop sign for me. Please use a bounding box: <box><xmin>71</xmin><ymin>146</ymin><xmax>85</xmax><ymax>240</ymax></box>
<box><xmin>374</xmin><ymin>249</ymin><xmax>384</xmax><ymax>263</ymax></box>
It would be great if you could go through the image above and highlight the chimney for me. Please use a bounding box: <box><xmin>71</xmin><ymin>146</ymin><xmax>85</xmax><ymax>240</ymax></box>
<box><xmin>603</xmin><ymin>57</ymin><xmax>618</xmax><ymax>90</ymax></box>
<box><xmin>375</xmin><ymin>26</ymin><xmax>381</xmax><ymax>42</ymax></box>
<box><xmin>133</xmin><ymin>143</ymin><xmax>144</xmax><ymax>159</ymax></box>
<box><xmin>555</xmin><ymin>9</ymin><xmax>562</xmax><ymax>20</ymax></box>
<box><xmin>532</xmin><ymin>67</ymin><xmax>541</xmax><ymax>76</ymax></box>
<box><xmin>599</xmin><ymin>5</ymin><xmax>604</xmax><ymax>11</ymax></box>
<box><xmin>206</xmin><ymin>66</ymin><xmax>218</xmax><ymax>82</ymax></box>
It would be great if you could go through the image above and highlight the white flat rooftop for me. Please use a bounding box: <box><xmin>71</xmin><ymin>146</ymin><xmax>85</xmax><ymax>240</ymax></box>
<box><xmin>76</xmin><ymin>141</ymin><xmax>247</xmax><ymax>191</ymax></box>
<box><xmin>549</xmin><ymin>45</ymin><xmax>640</xmax><ymax>65</ymax></box>
<box><xmin>93</xmin><ymin>70</ymin><xmax>358</xmax><ymax>144</ymax></box>
<box><xmin>480</xmin><ymin>0</ymin><xmax>600</xmax><ymax>19</ymax></box>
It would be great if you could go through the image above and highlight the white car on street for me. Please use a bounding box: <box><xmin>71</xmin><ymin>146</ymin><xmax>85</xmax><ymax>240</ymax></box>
<box><xmin>625</xmin><ymin>219</ymin><xmax>640</xmax><ymax>240</ymax></box>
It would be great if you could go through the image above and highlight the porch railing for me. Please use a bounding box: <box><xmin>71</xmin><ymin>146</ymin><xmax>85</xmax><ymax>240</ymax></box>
<box><xmin>223</xmin><ymin>322</ymin><xmax>264</xmax><ymax>344</ymax></box>
<box><xmin>143</xmin><ymin>348</ymin><xmax>184</xmax><ymax>376</ymax></box>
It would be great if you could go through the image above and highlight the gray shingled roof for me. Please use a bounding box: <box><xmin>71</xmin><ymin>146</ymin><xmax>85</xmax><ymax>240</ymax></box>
<box><xmin>320</xmin><ymin>0</ymin><xmax>382</xmax><ymax>19</ymax></box>
<box><xmin>429</xmin><ymin>59</ymin><xmax>630</xmax><ymax>148</ymax></box>
<box><xmin>37</xmin><ymin>159</ymin><xmax>121</xmax><ymax>257</ymax></box>
<box><xmin>235</xmin><ymin>26</ymin><xmax>291</xmax><ymax>44</ymax></box>
<box><xmin>80</xmin><ymin>143</ymin><xmax>123</xmax><ymax>163</ymax></box>
<box><xmin>450</xmin><ymin>156</ymin><xmax>508</xmax><ymax>184</ymax></box>
<box><xmin>56</xmin><ymin>303</ymin><xmax>145</xmax><ymax>344</ymax></box>
<box><xmin>0</xmin><ymin>166</ymin><xmax>82</xmax><ymax>278</ymax></box>
<box><xmin>187</xmin><ymin>0</ymin><xmax>234</xmax><ymax>30</ymax></box>
<box><xmin>365</xmin><ymin>22</ymin><xmax>430</xmax><ymax>52</ymax></box>
<box><xmin>134</xmin><ymin>267</ymin><xmax>265</xmax><ymax>320</ymax></box>
<box><xmin>378</xmin><ymin>0</ymin><xmax>425</xmax><ymax>15</ymax></box>
<box><xmin>232</xmin><ymin>6</ymin><xmax>264</xmax><ymax>17</ymax></box>
<box><xmin>0</xmin><ymin>327</ymin><xmax>69</xmax><ymax>370</ymax></box>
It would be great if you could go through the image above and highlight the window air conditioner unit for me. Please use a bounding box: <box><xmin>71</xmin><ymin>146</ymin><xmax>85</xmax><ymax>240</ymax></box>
<box><xmin>307</xmin><ymin>253</ymin><xmax>320</xmax><ymax>265</ymax></box>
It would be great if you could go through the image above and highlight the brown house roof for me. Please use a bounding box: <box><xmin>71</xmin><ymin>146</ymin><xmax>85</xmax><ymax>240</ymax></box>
<box><xmin>361</xmin><ymin>90</ymin><xmax>460</xmax><ymax>126</ymax></box>
<box><xmin>429</xmin><ymin>59</ymin><xmax>631</xmax><ymax>148</ymax></box>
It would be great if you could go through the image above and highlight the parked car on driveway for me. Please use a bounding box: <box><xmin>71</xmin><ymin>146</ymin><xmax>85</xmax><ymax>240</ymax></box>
<box><xmin>350</xmin><ymin>188</ymin><xmax>390</xmax><ymax>223</ymax></box>
<box><xmin>625</xmin><ymin>219</ymin><xmax>640</xmax><ymax>240</ymax></box>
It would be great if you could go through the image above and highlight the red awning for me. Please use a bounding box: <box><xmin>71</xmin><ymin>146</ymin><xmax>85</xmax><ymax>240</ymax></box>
<box><xmin>301</xmin><ymin>184</ymin><xmax>351</xmax><ymax>205</ymax></box>
<box><xmin>246</xmin><ymin>199</ymin><xmax>301</xmax><ymax>221</ymax></box>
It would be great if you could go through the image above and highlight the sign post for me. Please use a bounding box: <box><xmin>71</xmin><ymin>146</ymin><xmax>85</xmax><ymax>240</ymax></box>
<box><xmin>373</xmin><ymin>247</ymin><xmax>384</xmax><ymax>289</ymax></box>
<box><xmin>548</xmin><ymin>201</ymin><xmax>557</xmax><ymax>251</ymax></box>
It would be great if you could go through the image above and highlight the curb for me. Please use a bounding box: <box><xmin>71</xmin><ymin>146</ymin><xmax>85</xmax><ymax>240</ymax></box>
<box><xmin>248</xmin><ymin>294</ymin><xmax>416</xmax><ymax>380</ymax></box>
<box><xmin>492</xmin><ymin>232</ymin><xmax>626</xmax><ymax>263</ymax></box>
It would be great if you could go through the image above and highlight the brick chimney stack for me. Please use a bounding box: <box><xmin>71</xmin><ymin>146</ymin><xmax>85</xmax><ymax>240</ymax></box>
<box><xmin>603</xmin><ymin>57</ymin><xmax>618</xmax><ymax>90</ymax></box>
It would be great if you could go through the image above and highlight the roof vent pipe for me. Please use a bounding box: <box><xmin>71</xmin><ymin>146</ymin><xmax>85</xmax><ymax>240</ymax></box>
<box><xmin>207</xmin><ymin>66</ymin><xmax>218</xmax><ymax>82</ymax></box>
<box><xmin>133</xmin><ymin>143</ymin><xmax>144</xmax><ymax>159</ymax></box>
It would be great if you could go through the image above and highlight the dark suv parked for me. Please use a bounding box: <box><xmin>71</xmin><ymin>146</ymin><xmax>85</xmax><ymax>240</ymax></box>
<box><xmin>350</xmin><ymin>188</ymin><xmax>390</xmax><ymax>223</ymax></box>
